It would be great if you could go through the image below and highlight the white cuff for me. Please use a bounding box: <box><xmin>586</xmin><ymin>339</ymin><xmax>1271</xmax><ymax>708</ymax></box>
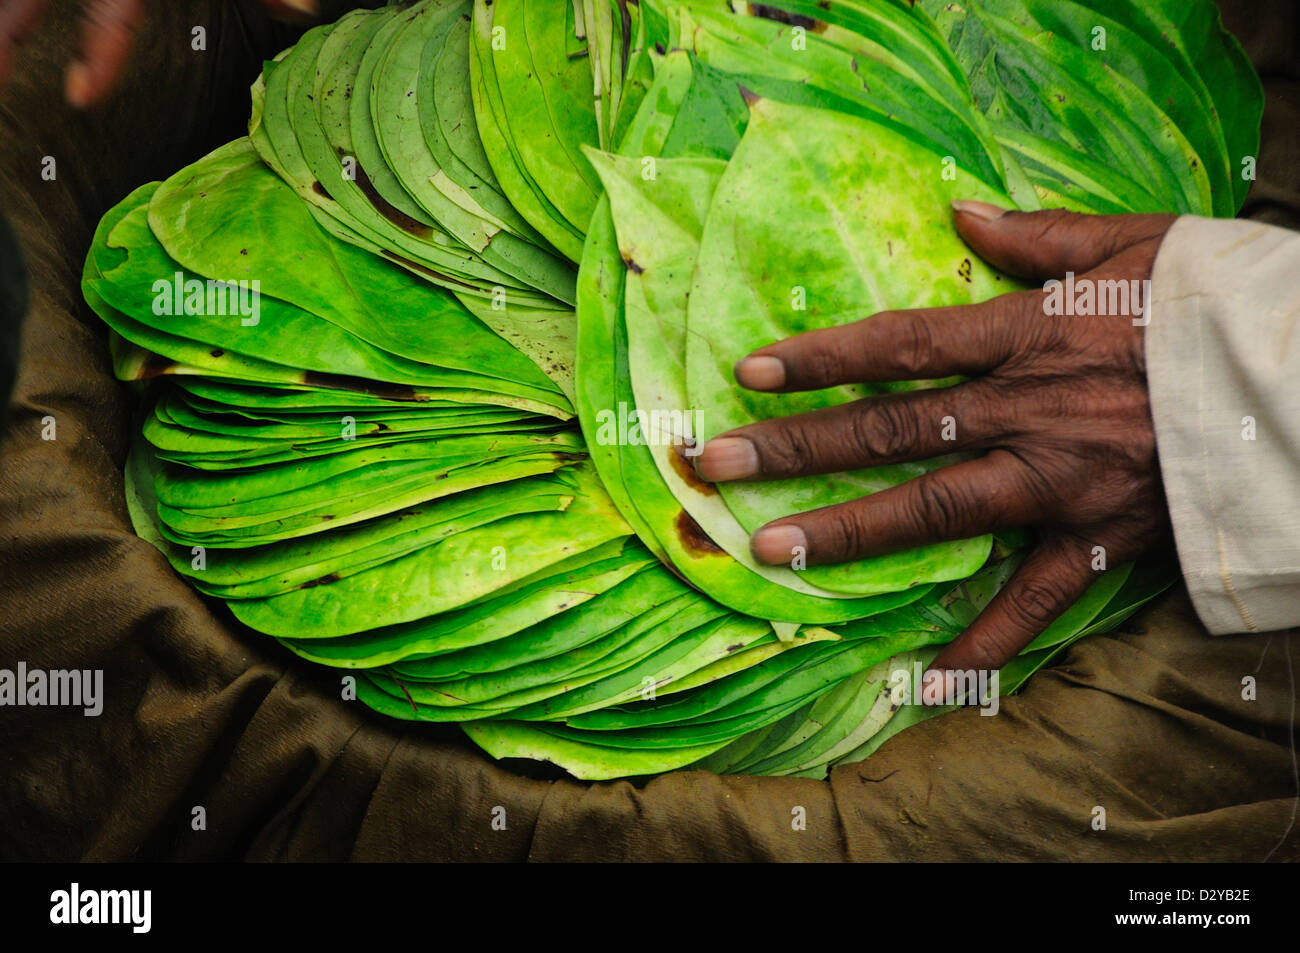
<box><xmin>1146</xmin><ymin>215</ymin><xmax>1300</xmax><ymax>634</ymax></box>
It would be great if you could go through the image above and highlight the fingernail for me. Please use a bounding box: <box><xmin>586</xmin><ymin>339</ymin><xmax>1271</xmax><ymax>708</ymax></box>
<box><xmin>752</xmin><ymin>524</ymin><xmax>807</xmax><ymax>565</ymax></box>
<box><xmin>734</xmin><ymin>355</ymin><xmax>785</xmax><ymax>390</ymax></box>
<box><xmin>281</xmin><ymin>0</ymin><xmax>320</xmax><ymax>14</ymax></box>
<box><xmin>696</xmin><ymin>437</ymin><xmax>758</xmax><ymax>482</ymax></box>
<box><xmin>65</xmin><ymin>62</ymin><xmax>91</xmax><ymax>109</ymax></box>
<box><xmin>951</xmin><ymin>200</ymin><xmax>1007</xmax><ymax>223</ymax></box>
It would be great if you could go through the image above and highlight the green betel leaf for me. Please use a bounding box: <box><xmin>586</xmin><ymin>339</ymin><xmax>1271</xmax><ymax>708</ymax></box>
<box><xmin>93</xmin><ymin>190</ymin><xmax>556</xmax><ymax>401</ymax></box>
<box><xmin>1064</xmin><ymin>0</ymin><xmax>1262</xmax><ymax>213</ymax></box>
<box><xmin>470</xmin><ymin>0</ymin><xmax>589</xmax><ymax>262</ymax></box>
<box><xmin>283</xmin><ymin>544</ymin><xmax>663</xmax><ymax>667</ymax></box>
<box><xmin>470</xmin><ymin>3</ymin><xmax>583</xmax><ymax>262</ymax></box>
<box><xmin>390</xmin><ymin>565</ymin><xmax>696</xmax><ymax>679</ymax></box>
<box><xmin>582</xmin><ymin>148</ymin><xmax>930</xmax><ymax>621</ymax></box>
<box><xmin>367</xmin><ymin>0</ymin><xmax>581</xmax><ymax>302</ymax></box>
<box><xmin>685</xmin><ymin>96</ymin><xmax>1007</xmax><ymax>594</ymax></box>
<box><xmin>89</xmin><ymin>0</ymin><xmax>1257</xmax><ymax>781</ymax></box>
<box><xmin>1006</xmin><ymin>0</ymin><xmax>1233</xmax><ymax>216</ymax></box>
<box><xmin>227</xmin><ymin>461</ymin><xmax>630</xmax><ymax>636</ymax></box>
<box><xmin>146</xmin><ymin>139</ymin><xmax>572</xmax><ymax>410</ymax></box>
<box><xmin>459</xmin><ymin>719</ymin><xmax>730</xmax><ymax>780</ymax></box>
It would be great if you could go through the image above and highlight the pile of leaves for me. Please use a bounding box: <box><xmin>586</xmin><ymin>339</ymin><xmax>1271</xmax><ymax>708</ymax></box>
<box><xmin>85</xmin><ymin>0</ymin><xmax>1261</xmax><ymax>779</ymax></box>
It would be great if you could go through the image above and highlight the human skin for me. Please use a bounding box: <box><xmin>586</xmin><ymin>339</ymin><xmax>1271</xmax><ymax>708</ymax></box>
<box><xmin>0</xmin><ymin>0</ymin><xmax>318</xmax><ymax>108</ymax></box>
<box><xmin>694</xmin><ymin>201</ymin><xmax>1179</xmax><ymax>688</ymax></box>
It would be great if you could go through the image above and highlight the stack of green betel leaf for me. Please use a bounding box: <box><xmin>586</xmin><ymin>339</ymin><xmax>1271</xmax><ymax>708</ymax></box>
<box><xmin>85</xmin><ymin>0</ymin><xmax>1261</xmax><ymax>780</ymax></box>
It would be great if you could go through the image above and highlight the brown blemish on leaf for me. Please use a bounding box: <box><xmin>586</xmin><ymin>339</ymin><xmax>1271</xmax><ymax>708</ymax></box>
<box><xmin>617</xmin><ymin>0</ymin><xmax>633</xmax><ymax>77</ymax></box>
<box><xmin>138</xmin><ymin>352</ymin><xmax>177</xmax><ymax>379</ymax></box>
<box><xmin>669</xmin><ymin>442</ymin><xmax>717</xmax><ymax>496</ymax></box>
<box><xmin>379</xmin><ymin>250</ymin><xmax>480</xmax><ymax>292</ymax></box>
<box><xmin>747</xmin><ymin>3</ymin><xmax>828</xmax><ymax>33</ymax></box>
<box><xmin>302</xmin><ymin>370</ymin><xmax>421</xmax><ymax>401</ymax></box>
<box><xmin>300</xmin><ymin>572</ymin><xmax>342</xmax><ymax>589</ymax></box>
<box><xmin>392</xmin><ymin>676</ymin><xmax>419</xmax><ymax>715</ymax></box>
<box><xmin>620</xmin><ymin>251</ymin><xmax>644</xmax><ymax>274</ymax></box>
<box><xmin>311</xmin><ymin>181</ymin><xmax>333</xmax><ymax>201</ymax></box>
<box><xmin>675</xmin><ymin>510</ymin><xmax>724</xmax><ymax>555</ymax></box>
<box><xmin>342</xmin><ymin>149</ymin><xmax>434</xmax><ymax>238</ymax></box>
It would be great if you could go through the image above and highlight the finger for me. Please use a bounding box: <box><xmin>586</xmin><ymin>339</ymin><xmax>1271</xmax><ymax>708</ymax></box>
<box><xmin>256</xmin><ymin>0</ymin><xmax>320</xmax><ymax>20</ymax></box>
<box><xmin>925</xmin><ymin>536</ymin><xmax>1096</xmax><ymax>681</ymax></box>
<box><xmin>734</xmin><ymin>295</ymin><xmax>1039</xmax><ymax>393</ymax></box>
<box><xmin>696</xmin><ymin>380</ymin><xmax>1005</xmax><ymax>483</ymax></box>
<box><xmin>951</xmin><ymin>202</ymin><xmax>1177</xmax><ymax>282</ymax></box>
<box><xmin>750</xmin><ymin>450</ymin><xmax>1044</xmax><ymax>566</ymax></box>
<box><xmin>65</xmin><ymin>0</ymin><xmax>144</xmax><ymax>108</ymax></box>
<box><xmin>0</xmin><ymin>0</ymin><xmax>50</xmax><ymax>88</ymax></box>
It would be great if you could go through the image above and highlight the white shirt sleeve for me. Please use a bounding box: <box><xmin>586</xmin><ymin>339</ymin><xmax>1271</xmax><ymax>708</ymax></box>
<box><xmin>1146</xmin><ymin>215</ymin><xmax>1300</xmax><ymax>635</ymax></box>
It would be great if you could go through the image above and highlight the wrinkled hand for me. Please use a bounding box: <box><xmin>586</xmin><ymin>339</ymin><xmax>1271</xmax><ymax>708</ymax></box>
<box><xmin>0</xmin><ymin>0</ymin><xmax>318</xmax><ymax>108</ymax></box>
<box><xmin>695</xmin><ymin>202</ymin><xmax>1178</xmax><ymax>683</ymax></box>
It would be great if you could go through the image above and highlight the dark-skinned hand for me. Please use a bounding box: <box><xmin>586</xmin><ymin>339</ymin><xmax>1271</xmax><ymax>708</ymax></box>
<box><xmin>0</xmin><ymin>0</ymin><xmax>318</xmax><ymax>108</ymax></box>
<box><xmin>694</xmin><ymin>201</ymin><xmax>1178</xmax><ymax>694</ymax></box>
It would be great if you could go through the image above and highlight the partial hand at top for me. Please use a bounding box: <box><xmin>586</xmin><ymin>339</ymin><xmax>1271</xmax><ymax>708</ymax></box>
<box><xmin>0</xmin><ymin>0</ymin><xmax>318</xmax><ymax>108</ymax></box>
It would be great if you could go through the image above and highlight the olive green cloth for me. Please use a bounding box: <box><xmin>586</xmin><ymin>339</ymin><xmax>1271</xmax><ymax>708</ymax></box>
<box><xmin>0</xmin><ymin>0</ymin><xmax>1296</xmax><ymax>862</ymax></box>
<box><xmin>0</xmin><ymin>210</ymin><xmax>24</xmax><ymax>418</ymax></box>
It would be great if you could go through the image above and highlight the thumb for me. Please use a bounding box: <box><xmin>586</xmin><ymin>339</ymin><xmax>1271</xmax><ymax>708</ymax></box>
<box><xmin>950</xmin><ymin>201</ymin><xmax>1176</xmax><ymax>282</ymax></box>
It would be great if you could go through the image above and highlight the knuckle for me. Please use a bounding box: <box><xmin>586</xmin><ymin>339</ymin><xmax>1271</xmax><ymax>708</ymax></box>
<box><xmin>1006</xmin><ymin>576</ymin><xmax>1071</xmax><ymax>630</ymax></box>
<box><xmin>912</xmin><ymin>478</ymin><xmax>973</xmax><ymax>540</ymax></box>
<box><xmin>1018</xmin><ymin>454</ymin><xmax>1068</xmax><ymax>509</ymax></box>
<box><xmin>760</xmin><ymin>422</ymin><xmax>818</xmax><ymax>476</ymax></box>
<box><xmin>1091</xmin><ymin>217</ymin><xmax>1128</xmax><ymax>258</ymax></box>
<box><xmin>1093</xmin><ymin>214</ymin><xmax>1172</xmax><ymax>262</ymax></box>
<box><xmin>821</xmin><ymin>506</ymin><xmax>869</xmax><ymax>561</ymax></box>
<box><xmin>1027</xmin><ymin>209</ymin><xmax>1081</xmax><ymax>248</ymax></box>
<box><xmin>1101</xmin><ymin>214</ymin><xmax>1173</xmax><ymax>258</ymax></box>
<box><xmin>1016</xmin><ymin>291</ymin><xmax>1067</xmax><ymax>351</ymax></box>
<box><xmin>896</xmin><ymin>315</ymin><xmax>936</xmax><ymax>378</ymax></box>
<box><xmin>849</xmin><ymin>399</ymin><xmax>920</xmax><ymax>462</ymax></box>
<box><xmin>800</xmin><ymin>343</ymin><xmax>847</xmax><ymax>388</ymax></box>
